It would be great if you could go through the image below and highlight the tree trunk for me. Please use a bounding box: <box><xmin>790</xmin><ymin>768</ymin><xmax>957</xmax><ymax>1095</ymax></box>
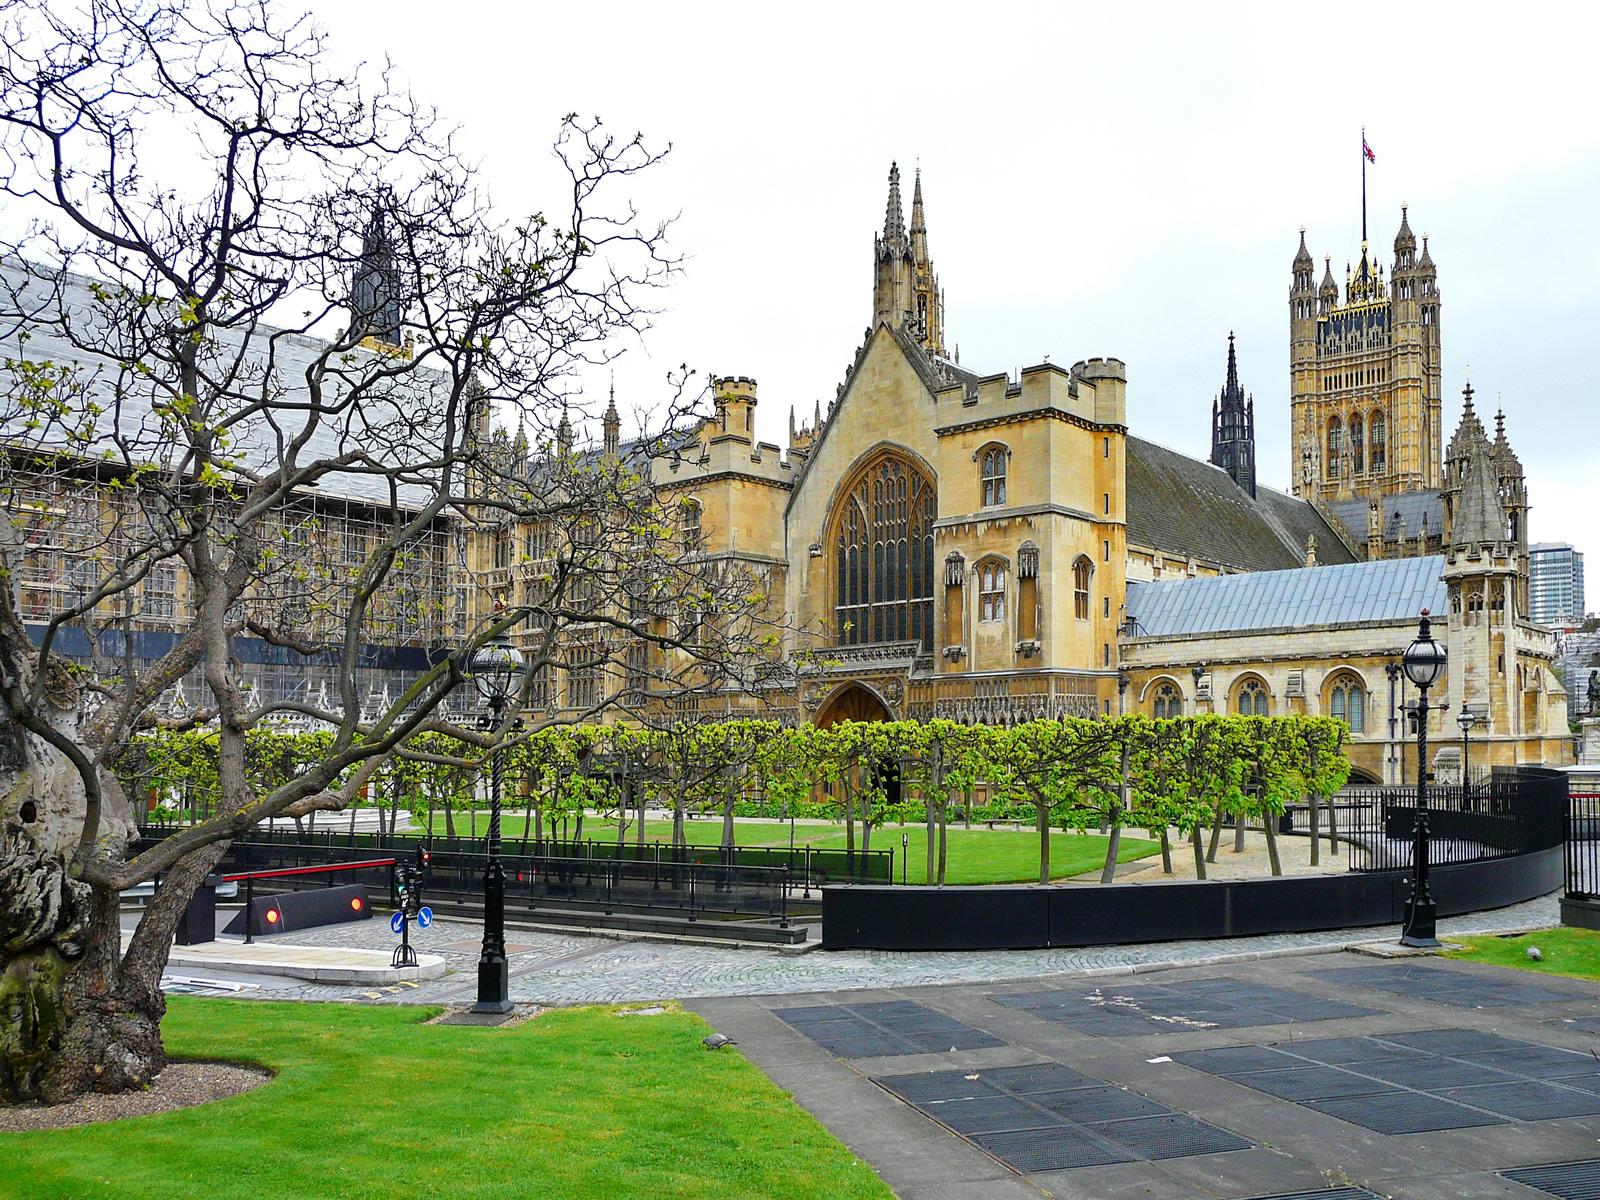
<box><xmin>1159</xmin><ymin>827</ymin><xmax>1173</xmax><ymax>874</ymax></box>
<box><xmin>720</xmin><ymin>780</ymin><xmax>736</xmax><ymax>851</ymax></box>
<box><xmin>1308</xmin><ymin>793</ymin><xmax>1321</xmax><ymax>866</ymax></box>
<box><xmin>1262</xmin><ymin>813</ymin><xmax>1283</xmax><ymax>876</ymax></box>
<box><xmin>1206</xmin><ymin>801</ymin><xmax>1224</xmax><ymax>863</ymax></box>
<box><xmin>1326</xmin><ymin>799</ymin><xmax>1339</xmax><ymax>854</ymax></box>
<box><xmin>1</xmin><ymin>708</ymin><xmax>206</xmax><ymax>1103</ymax></box>
<box><xmin>1191</xmin><ymin>826</ymin><xmax>1207</xmax><ymax>880</ymax></box>
<box><xmin>1100</xmin><ymin>825</ymin><xmax>1122</xmax><ymax>884</ymax></box>
<box><xmin>1036</xmin><ymin>795</ymin><xmax>1050</xmax><ymax>885</ymax></box>
<box><xmin>1233</xmin><ymin>813</ymin><xmax>1246</xmax><ymax>853</ymax></box>
<box><xmin>936</xmin><ymin>793</ymin><xmax>948</xmax><ymax>886</ymax></box>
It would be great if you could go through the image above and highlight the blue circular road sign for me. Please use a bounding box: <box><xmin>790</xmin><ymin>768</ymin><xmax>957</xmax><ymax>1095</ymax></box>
<box><xmin>389</xmin><ymin>911</ymin><xmax>405</xmax><ymax>934</ymax></box>
<box><xmin>417</xmin><ymin>906</ymin><xmax>433</xmax><ymax>929</ymax></box>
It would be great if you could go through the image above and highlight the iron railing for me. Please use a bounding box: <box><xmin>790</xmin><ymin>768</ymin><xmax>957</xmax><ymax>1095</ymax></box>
<box><xmin>1338</xmin><ymin>768</ymin><xmax>1567</xmax><ymax>873</ymax></box>
<box><xmin>1567</xmin><ymin>792</ymin><xmax>1600</xmax><ymax>901</ymax></box>
<box><xmin>136</xmin><ymin>823</ymin><xmax>893</xmax><ymax>889</ymax></box>
<box><xmin>189</xmin><ymin>839</ymin><xmax>790</xmax><ymax>922</ymax></box>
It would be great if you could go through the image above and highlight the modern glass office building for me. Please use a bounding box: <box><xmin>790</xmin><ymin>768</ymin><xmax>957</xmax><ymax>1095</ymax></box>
<box><xmin>1530</xmin><ymin>542</ymin><xmax>1586</xmax><ymax>627</ymax></box>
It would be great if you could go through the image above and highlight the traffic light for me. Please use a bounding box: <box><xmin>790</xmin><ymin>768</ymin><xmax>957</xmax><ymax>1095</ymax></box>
<box><xmin>415</xmin><ymin>845</ymin><xmax>431</xmax><ymax>870</ymax></box>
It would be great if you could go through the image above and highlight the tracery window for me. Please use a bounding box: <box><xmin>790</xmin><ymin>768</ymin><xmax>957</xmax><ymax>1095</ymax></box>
<box><xmin>1235</xmin><ymin>677</ymin><xmax>1270</xmax><ymax>716</ymax></box>
<box><xmin>1327</xmin><ymin>417</ymin><xmax>1343</xmax><ymax>479</ymax></box>
<box><xmin>832</xmin><ymin>453</ymin><xmax>936</xmax><ymax>649</ymax></box>
<box><xmin>978</xmin><ymin>561</ymin><xmax>1006</xmax><ymax>622</ymax></box>
<box><xmin>980</xmin><ymin>448</ymin><xmax>1007</xmax><ymax>507</ymax></box>
<box><xmin>679</xmin><ymin>498</ymin><xmax>702</xmax><ymax>552</ymax></box>
<box><xmin>1073</xmin><ymin>556</ymin><xmax>1092</xmax><ymax>620</ymax></box>
<box><xmin>1152</xmin><ymin>682</ymin><xmax>1181</xmax><ymax>719</ymax></box>
<box><xmin>1369</xmin><ymin>411</ymin><xmax>1387</xmax><ymax>470</ymax></box>
<box><xmin>1349</xmin><ymin>413</ymin><xmax>1364</xmax><ymax>473</ymax></box>
<box><xmin>1328</xmin><ymin>674</ymin><xmax>1366</xmax><ymax>733</ymax></box>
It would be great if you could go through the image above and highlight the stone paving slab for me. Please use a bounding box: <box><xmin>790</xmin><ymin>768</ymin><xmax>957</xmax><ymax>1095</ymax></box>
<box><xmin>687</xmin><ymin>950</ymin><xmax>1600</xmax><ymax>1199</ymax></box>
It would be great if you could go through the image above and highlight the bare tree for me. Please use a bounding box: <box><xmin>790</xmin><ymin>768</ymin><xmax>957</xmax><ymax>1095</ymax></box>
<box><xmin>0</xmin><ymin>0</ymin><xmax>781</xmax><ymax>1101</ymax></box>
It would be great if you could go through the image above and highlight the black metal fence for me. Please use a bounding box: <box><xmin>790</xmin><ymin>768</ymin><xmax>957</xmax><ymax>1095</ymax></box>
<box><xmin>193</xmin><ymin>839</ymin><xmax>791</xmax><ymax>922</ymax></box>
<box><xmin>137</xmin><ymin>823</ymin><xmax>893</xmax><ymax>890</ymax></box>
<box><xmin>1337</xmin><ymin>769</ymin><xmax>1568</xmax><ymax>873</ymax></box>
<box><xmin>1567</xmin><ymin>792</ymin><xmax>1600</xmax><ymax>901</ymax></box>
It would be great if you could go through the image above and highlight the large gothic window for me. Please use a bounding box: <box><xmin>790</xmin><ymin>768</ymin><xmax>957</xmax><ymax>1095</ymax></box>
<box><xmin>1349</xmin><ymin>413</ymin><xmax>1364</xmax><ymax>473</ymax></box>
<box><xmin>980</xmin><ymin>447</ymin><xmax>1007</xmax><ymax>507</ymax></box>
<box><xmin>833</xmin><ymin>453</ymin><xmax>936</xmax><ymax>649</ymax></box>
<box><xmin>1152</xmin><ymin>682</ymin><xmax>1181</xmax><ymax>719</ymax></box>
<box><xmin>1235</xmin><ymin>677</ymin><xmax>1271</xmax><ymax>716</ymax></box>
<box><xmin>1370</xmin><ymin>411</ymin><xmax>1387</xmax><ymax>470</ymax></box>
<box><xmin>1326</xmin><ymin>417</ymin><xmax>1343</xmax><ymax>479</ymax></box>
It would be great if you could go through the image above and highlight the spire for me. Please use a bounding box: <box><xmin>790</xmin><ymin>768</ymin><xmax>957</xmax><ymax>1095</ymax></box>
<box><xmin>883</xmin><ymin>162</ymin><xmax>906</xmax><ymax>250</ymax></box>
<box><xmin>603</xmin><ymin>377</ymin><xmax>620</xmax><ymax>458</ymax></box>
<box><xmin>909</xmin><ymin>166</ymin><xmax>928</xmax><ymax>263</ymax></box>
<box><xmin>1418</xmin><ymin>234</ymin><xmax>1435</xmax><ymax>272</ymax></box>
<box><xmin>557</xmin><ymin>403</ymin><xmax>573</xmax><ymax>455</ymax></box>
<box><xmin>1453</xmin><ymin>439</ymin><xmax>1508</xmax><ymax>549</ymax></box>
<box><xmin>511</xmin><ymin>418</ymin><xmax>529</xmax><ymax>460</ymax></box>
<box><xmin>351</xmin><ymin>198</ymin><xmax>403</xmax><ymax>345</ymax></box>
<box><xmin>1210</xmin><ymin>332</ymin><xmax>1255</xmax><ymax>497</ymax></box>
<box><xmin>1394</xmin><ymin>204</ymin><xmax>1416</xmax><ymax>259</ymax></box>
<box><xmin>1320</xmin><ymin>256</ymin><xmax>1338</xmax><ymax>301</ymax></box>
<box><xmin>1224</xmin><ymin>331</ymin><xmax>1240</xmax><ymax>395</ymax></box>
<box><xmin>1293</xmin><ymin>228</ymin><xmax>1313</xmax><ymax>270</ymax></box>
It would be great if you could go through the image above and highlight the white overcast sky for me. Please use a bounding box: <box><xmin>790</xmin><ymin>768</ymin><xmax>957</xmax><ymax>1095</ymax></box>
<box><xmin>340</xmin><ymin>3</ymin><xmax>1594</xmax><ymax>580</ymax></box>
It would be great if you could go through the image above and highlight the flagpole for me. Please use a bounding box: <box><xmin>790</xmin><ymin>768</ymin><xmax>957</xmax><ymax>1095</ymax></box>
<box><xmin>1361</xmin><ymin>126</ymin><xmax>1368</xmax><ymax>245</ymax></box>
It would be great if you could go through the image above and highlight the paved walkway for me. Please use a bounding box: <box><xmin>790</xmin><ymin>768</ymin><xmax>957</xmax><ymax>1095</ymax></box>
<box><xmin>158</xmin><ymin>893</ymin><xmax>1562</xmax><ymax>1007</ymax></box>
<box><xmin>688</xmin><ymin>949</ymin><xmax>1600</xmax><ymax>1199</ymax></box>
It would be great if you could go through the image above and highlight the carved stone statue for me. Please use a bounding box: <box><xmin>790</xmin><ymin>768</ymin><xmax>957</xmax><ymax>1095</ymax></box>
<box><xmin>1588</xmin><ymin>669</ymin><xmax>1599</xmax><ymax>717</ymax></box>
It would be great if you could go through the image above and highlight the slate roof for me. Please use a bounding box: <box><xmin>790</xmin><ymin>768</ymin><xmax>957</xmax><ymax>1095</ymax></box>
<box><xmin>0</xmin><ymin>260</ymin><xmax>451</xmax><ymax>510</ymax></box>
<box><xmin>1126</xmin><ymin>436</ymin><xmax>1358</xmax><ymax>571</ymax></box>
<box><xmin>1324</xmin><ymin>490</ymin><xmax>1445</xmax><ymax>550</ymax></box>
<box><xmin>1125</xmin><ymin>554</ymin><xmax>1447</xmax><ymax>638</ymax></box>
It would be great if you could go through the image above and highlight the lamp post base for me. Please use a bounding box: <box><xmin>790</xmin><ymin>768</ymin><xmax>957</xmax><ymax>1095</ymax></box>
<box><xmin>1400</xmin><ymin>898</ymin><xmax>1440</xmax><ymax>949</ymax></box>
<box><xmin>472</xmin><ymin>957</ymin><xmax>512</xmax><ymax>1014</ymax></box>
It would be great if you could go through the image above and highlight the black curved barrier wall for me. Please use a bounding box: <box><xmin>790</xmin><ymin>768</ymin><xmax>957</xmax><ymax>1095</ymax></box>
<box><xmin>822</xmin><ymin>767</ymin><xmax>1567</xmax><ymax>952</ymax></box>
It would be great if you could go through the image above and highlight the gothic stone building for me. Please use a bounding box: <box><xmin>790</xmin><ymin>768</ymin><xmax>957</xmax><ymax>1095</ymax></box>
<box><xmin>637</xmin><ymin>164</ymin><xmax>1570</xmax><ymax>780</ymax></box>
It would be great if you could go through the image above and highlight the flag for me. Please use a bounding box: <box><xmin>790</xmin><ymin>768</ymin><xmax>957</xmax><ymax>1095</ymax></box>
<box><xmin>1363</xmin><ymin>137</ymin><xmax>1376</xmax><ymax>163</ymax></box>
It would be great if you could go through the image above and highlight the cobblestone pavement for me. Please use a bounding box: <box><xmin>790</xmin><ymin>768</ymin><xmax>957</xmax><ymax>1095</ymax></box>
<box><xmin>174</xmin><ymin>892</ymin><xmax>1562</xmax><ymax>1007</ymax></box>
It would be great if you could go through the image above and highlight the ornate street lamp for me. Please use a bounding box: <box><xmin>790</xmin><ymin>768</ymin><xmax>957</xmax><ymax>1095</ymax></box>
<box><xmin>1457</xmin><ymin>707</ymin><xmax>1479</xmax><ymax>801</ymax></box>
<box><xmin>1399</xmin><ymin>611</ymin><xmax>1447</xmax><ymax>948</ymax></box>
<box><xmin>1191</xmin><ymin>664</ymin><xmax>1206</xmax><ymax>715</ymax></box>
<box><xmin>468</xmin><ymin>632</ymin><xmax>526</xmax><ymax>1014</ymax></box>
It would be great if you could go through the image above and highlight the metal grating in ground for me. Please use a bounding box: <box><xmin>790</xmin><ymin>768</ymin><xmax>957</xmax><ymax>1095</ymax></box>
<box><xmin>989</xmin><ymin>977</ymin><xmax>1375</xmax><ymax>1036</ymax></box>
<box><xmin>770</xmin><ymin>1000</ymin><xmax>1005</xmax><ymax>1058</ymax></box>
<box><xmin>1502</xmin><ymin>1158</ymin><xmax>1600</xmax><ymax>1199</ymax></box>
<box><xmin>1323</xmin><ymin>963</ymin><xmax>1577</xmax><ymax>1007</ymax></box>
<box><xmin>1175</xmin><ymin>1028</ymin><xmax>1600</xmax><ymax>1135</ymax></box>
<box><xmin>876</xmin><ymin>1060</ymin><xmax>1251</xmax><ymax>1174</ymax></box>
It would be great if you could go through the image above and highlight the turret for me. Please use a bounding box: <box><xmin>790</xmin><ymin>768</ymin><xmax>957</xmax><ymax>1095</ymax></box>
<box><xmin>351</xmin><ymin>200</ymin><xmax>403</xmax><ymax>347</ymax></box>
<box><xmin>711</xmin><ymin>375</ymin><xmax>757</xmax><ymax>444</ymax></box>
<box><xmin>1318</xmin><ymin>257</ymin><xmax>1338</xmax><ymax>313</ymax></box>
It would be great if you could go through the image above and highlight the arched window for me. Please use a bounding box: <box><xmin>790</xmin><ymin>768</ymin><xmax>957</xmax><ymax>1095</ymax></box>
<box><xmin>1073</xmin><ymin>556</ymin><xmax>1092</xmax><ymax>620</ymax></box>
<box><xmin>978</xmin><ymin>560</ymin><xmax>1006</xmax><ymax>622</ymax></box>
<box><xmin>980</xmin><ymin>448</ymin><xmax>1007</xmax><ymax>507</ymax></box>
<box><xmin>1369</xmin><ymin>411</ymin><xmax>1386</xmax><ymax>470</ymax></box>
<box><xmin>1350</xmin><ymin>412</ymin><xmax>1364</xmax><ymax>473</ymax></box>
<box><xmin>832</xmin><ymin>453</ymin><xmax>937</xmax><ymax>649</ymax></box>
<box><xmin>1327</xmin><ymin>417</ymin><xmax>1343</xmax><ymax>479</ymax></box>
<box><xmin>1235</xmin><ymin>677</ymin><xmax>1271</xmax><ymax>716</ymax></box>
<box><xmin>1328</xmin><ymin>674</ymin><xmax>1366</xmax><ymax>733</ymax></box>
<box><xmin>1152</xmin><ymin>682</ymin><xmax>1181</xmax><ymax>719</ymax></box>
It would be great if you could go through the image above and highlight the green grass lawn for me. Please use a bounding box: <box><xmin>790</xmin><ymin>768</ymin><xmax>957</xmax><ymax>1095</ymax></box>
<box><xmin>6</xmin><ymin>999</ymin><xmax>892</xmax><ymax>1200</ymax></box>
<box><xmin>1445</xmin><ymin>927</ymin><xmax>1600</xmax><ymax>982</ymax></box>
<box><xmin>408</xmin><ymin>812</ymin><xmax>1159</xmax><ymax>886</ymax></box>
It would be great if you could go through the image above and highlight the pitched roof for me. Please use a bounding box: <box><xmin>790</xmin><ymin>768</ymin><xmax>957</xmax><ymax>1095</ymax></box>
<box><xmin>1126</xmin><ymin>436</ymin><xmax>1358</xmax><ymax>572</ymax></box>
<box><xmin>1324</xmin><ymin>490</ymin><xmax>1445</xmax><ymax>550</ymax></box>
<box><xmin>1125</xmin><ymin>554</ymin><xmax>1447</xmax><ymax>638</ymax></box>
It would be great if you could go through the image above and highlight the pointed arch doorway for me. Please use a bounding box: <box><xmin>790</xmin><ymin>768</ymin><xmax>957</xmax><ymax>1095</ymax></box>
<box><xmin>815</xmin><ymin>683</ymin><xmax>892</xmax><ymax>728</ymax></box>
<box><xmin>813</xmin><ymin>683</ymin><xmax>901</xmax><ymax>833</ymax></box>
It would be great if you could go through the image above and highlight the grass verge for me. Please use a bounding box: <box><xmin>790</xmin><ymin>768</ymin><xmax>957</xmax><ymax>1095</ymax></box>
<box><xmin>1445</xmin><ymin>927</ymin><xmax>1600</xmax><ymax>982</ymax></box>
<box><xmin>4</xmin><ymin>999</ymin><xmax>893</xmax><ymax>1200</ymax></box>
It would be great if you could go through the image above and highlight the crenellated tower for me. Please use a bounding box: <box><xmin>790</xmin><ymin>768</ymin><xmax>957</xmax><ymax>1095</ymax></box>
<box><xmin>1290</xmin><ymin>207</ymin><xmax>1442</xmax><ymax>502</ymax></box>
<box><xmin>872</xmin><ymin>162</ymin><xmax>945</xmax><ymax>356</ymax></box>
<box><xmin>1210</xmin><ymin>332</ymin><xmax>1256</xmax><ymax>497</ymax></box>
